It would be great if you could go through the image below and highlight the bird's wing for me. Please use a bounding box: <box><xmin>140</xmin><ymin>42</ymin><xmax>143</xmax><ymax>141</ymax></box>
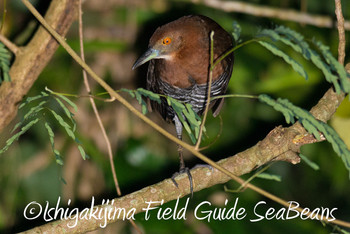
<box><xmin>146</xmin><ymin>60</ymin><xmax>158</xmax><ymax>113</ymax></box>
<box><xmin>211</xmin><ymin>52</ymin><xmax>234</xmax><ymax>117</ymax></box>
<box><xmin>146</xmin><ymin>60</ymin><xmax>174</xmax><ymax>122</ymax></box>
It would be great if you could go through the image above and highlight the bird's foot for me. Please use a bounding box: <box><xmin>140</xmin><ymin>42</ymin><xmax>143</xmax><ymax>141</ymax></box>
<box><xmin>171</xmin><ymin>167</ymin><xmax>194</xmax><ymax>196</ymax></box>
<box><xmin>171</xmin><ymin>164</ymin><xmax>213</xmax><ymax>197</ymax></box>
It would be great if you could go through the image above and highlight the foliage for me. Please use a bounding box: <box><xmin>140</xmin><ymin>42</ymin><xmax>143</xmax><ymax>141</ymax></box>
<box><xmin>231</xmin><ymin>21</ymin><xmax>241</xmax><ymax>43</ymax></box>
<box><xmin>256</xmin><ymin>172</ymin><xmax>282</xmax><ymax>182</ymax></box>
<box><xmin>121</xmin><ymin>88</ymin><xmax>203</xmax><ymax>144</ymax></box>
<box><xmin>250</xmin><ymin>25</ymin><xmax>350</xmax><ymax>177</ymax></box>
<box><xmin>0</xmin><ymin>89</ymin><xmax>86</xmax><ymax>165</ymax></box>
<box><xmin>0</xmin><ymin>42</ymin><xmax>11</xmax><ymax>84</ymax></box>
<box><xmin>259</xmin><ymin>94</ymin><xmax>350</xmax><ymax>177</ymax></box>
<box><xmin>299</xmin><ymin>153</ymin><xmax>320</xmax><ymax>170</ymax></box>
<box><xmin>256</xmin><ymin>26</ymin><xmax>350</xmax><ymax>94</ymax></box>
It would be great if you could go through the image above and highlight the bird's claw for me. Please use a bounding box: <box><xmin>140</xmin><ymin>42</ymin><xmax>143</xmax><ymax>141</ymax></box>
<box><xmin>171</xmin><ymin>167</ymin><xmax>194</xmax><ymax>197</ymax></box>
<box><xmin>171</xmin><ymin>164</ymin><xmax>212</xmax><ymax>197</ymax></box>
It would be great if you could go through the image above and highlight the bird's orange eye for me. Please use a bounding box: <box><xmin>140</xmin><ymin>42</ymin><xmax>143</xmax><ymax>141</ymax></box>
<box><xmin>162</xmin><ymin>37</ymin><xmax>172</xmax><ymax>45</ymax></box>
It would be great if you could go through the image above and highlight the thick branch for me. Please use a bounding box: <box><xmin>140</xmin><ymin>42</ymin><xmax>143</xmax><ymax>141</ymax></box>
<box><xmin>198</xmin><ymin>0</ymin><xmax>350</xmax><ymax>31</ymax></box>
<box><xmin>0</xmin><ymin>0</ymin><xmax>79</xmax><ymax>133</ymax></box>
<box><xmin>21</xmin><ymin>125</ymin><xmax>304</xmax><ymax>233</ymax></box>
<box><xmin>25</xmin><ymin>87</ymin><xmax>349</xmax><ymax>233</ymax></box>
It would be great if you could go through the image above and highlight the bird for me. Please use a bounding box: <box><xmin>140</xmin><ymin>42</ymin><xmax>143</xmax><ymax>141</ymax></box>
<box><xmin>132</xmin><ymin>15</ymin><xmax>234</xmax><ymax>195</ymax></box>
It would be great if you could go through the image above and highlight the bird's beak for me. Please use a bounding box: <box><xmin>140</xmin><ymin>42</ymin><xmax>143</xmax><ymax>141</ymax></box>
<box><xmin>132</xmin><ymin>48</ymin><xmax>159</xmax><ymax>70</ymax></box>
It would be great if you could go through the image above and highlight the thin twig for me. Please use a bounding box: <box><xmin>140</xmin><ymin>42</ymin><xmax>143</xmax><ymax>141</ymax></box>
<box><xmin>200</xmin><ymin>0</ymin><xmax>350</xmax><ymax>31</ymax></box>
<box><xmin>195</xmin><ymin>31</ymin><xmax>215</xmax><ymax>150</ymax></box>
<box><xmin>335</xmin><ymin>0</ymin><xmax>346</xmax><ymax>64</ymax></box>
<box><xmin>212</xmin><ymin>39</ymin><xmax>257</xmax><ymax>70</ymax></box>
<box><xmin>77</xmin><ymin>0</ymin><xmax>121</xmax><ymax>196</ymax></box>
<box><xmin>211</xmin><ymin>93</ymin><xmax>259</xmax><ymax>101</ymax></box>
<box><xmin>0</xmin><ymin>0</ymin><xmax>7</xmax><ymax>33</ymax></box>
<box><xmin>0</xmin><ymin>34</ymin><xmax>20</xmax><ymax>55</ymax></box>
<box><xmin>79</xmin><ymin>4</ymin><xmax>142</xmax><ymax>232</ymax></box>
<box><xmin>225</xmin><ymin>163</ymin><xmax>273</xmax><ymax>193</ymax></box>
<box><xmin>198</xmin><ymin>114</ymin><xmax>223</xmax><ymax>151</ymax></box>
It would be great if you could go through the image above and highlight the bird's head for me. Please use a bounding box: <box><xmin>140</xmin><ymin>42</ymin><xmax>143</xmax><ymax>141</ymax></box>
<box><xmin>132</xmin><ymin>20</ymin><xmax>196</xmax><ymax>70</ymax></box>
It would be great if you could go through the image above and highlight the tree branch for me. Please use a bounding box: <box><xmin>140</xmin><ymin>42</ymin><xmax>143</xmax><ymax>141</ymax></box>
<box><xmin>24</xmin><ymin>78</ymin><xmax>350</xmax><ymax>232</ymax></box>
<box><xmin>335</xmin><ymin>0</ymin><xmax>346</xmax><ymax>65</ymax></box>
<box><xmin>197</xmin><ymin>0</ymin><xmax>350</xmax><ymax>31</ymax></box>
<box><xmin>0</xmin><ymin>34</ymin><xmax>20</xmax><ymax>55</ymax></box>
<box><xmin>0</xmin><ymin>0</ymin><xmax>79</xmax><ymax>133</ymax></box>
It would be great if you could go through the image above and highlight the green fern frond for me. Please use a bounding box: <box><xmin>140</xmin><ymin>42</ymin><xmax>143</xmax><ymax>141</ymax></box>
<box><xmin>122</xmin><ymin>88</ymin><xmax>203</xmax><ymax>144</ymax></box>
<box><xmin>258</xmin><ymin>41</ymin><xmax>308</xmax><ymax>79</ymax></box>
<box><xmin>256</xmin><ymin>26</ymin><xmax>350</xmax><ymax>94</ymax></box>
<box><xmin>259</xmin><ymin>94</ymin><xmax>350</xmax><ymax>177</ymax></box>
<box><xmin>0</xmin><ymin>90</ymin><xmax>86</xmax><ymax>164</ymax></box>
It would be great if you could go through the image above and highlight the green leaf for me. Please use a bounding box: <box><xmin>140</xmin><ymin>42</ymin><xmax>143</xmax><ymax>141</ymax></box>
<box><xmin>78</xmin><ymin>145</ymin><xmax>87</xmax><ymax>160</ymax></box>
<box><xmin>137</xmin><ymin>88</ymin><xmax>161</xmax><ymax>104</ymax></box>
<box><xmin>0</xmin><ymin>42</ymin><xmax>11</xmax><ymax>84</ymax></box>
<box><xmin>0</xmin><ymin>118</ymin><xmax>40</xmax><ymax>154</ymax></box>
<box><xmin>299</xmin><ymin>154</ymin><xmax>320</xmax><ymax>170</ymax></box>
<box><xmin>141</xmin><ymin>103</ymin><xmax>147</xmax><ymax>115</ymax></box>
<box><xmin>19</xmin><ymin>93</ymin><xmax>48</xmax><ymax>109</ymax></box>
<box><xmin>44</xmin><ymin>122</ymin><xmax>65</xmax><ymax>165</ymax></box>
<box><xmin>258</xmin><ymin>26</ymin><xmax>313</xmax><ymax>63</ymax></box>
<box><xmin>313</xmin><ymin>39</ymin><xmax>350</xmax><ymax>93</ymax></box>
<box><xmin>259</xmin><ymin>94</ymin><xmax>350</xmax><ymax>177</ymax></box>
<box><xmin>11</xmin><ymin>121</ymin><xmax>24</xmax><ymax>134</ymax></box>
<box><xmin>121</xmin><ymin>88</ymin><xmax>135</xmax><ymax>98</ymax></box>
<box><xmin>168</xmin><ymin>98</ymin><xmax>186</xmax><ymax>124</ymax></box>
<box><xmin>23</xmin><ymin>100</ymin><xmax>47</xmax><ymax>120</ymax></box>
<box><xmin>3</xmin><ymin>89</ymin><xmax>84</xmax><ymax>166</ymax></box>
<box><xmin>55</xmin><ymin>150</ymin><xmax>64</xmax><ymax>165</ymax></box>
<box><xmin>258</xmin><ymin>41</ymin><xmax>308</xmax><ymax>80</ymax></box>
<box><xmin>232</xmin><ymin>21</ymin><xmax>241</xmax><ymax>43</ymax></box>
<box><xmin>121</xmin><ymin>88</ymin><xmax>203</xmax><ymax>144</ymax></box>
<box><xmin>54</xmin><ymin>92</ymin><xmax>78</xmax><ymax>112</ymax></box>
<box><xmin>256</xmin><ymin>173</ymin><xmax>282</xmax><ymax>182</ymax></box>
<box><xmin>54</xmin><ymin>97</ymin><xmax>76</xmax><ymax>131</ymax></box>
<box><xmin>60</xmin><ymin>177</ymin><xmax>67</xmax><ymax>184</ymax></box>
<box><xmin>49</xmin><ymin>109</ymin><xmax>75</xmax><ymax>140</ymax></box>
<box><xmin>133</xmin><ymin>90</ymin><xmax>148</xmax><ymax>114</ymax></box>
<box><xmin>44</xmin><ymin>122</ymin><xmax>55</xmax><ymax>147</ymax></box>
<box><xmin>256</xmin><ymin>26</ymin><xmax>350</xmax><ymax>94</ymax></box>
<box><xmin>134</xmin><ymin>90</ymin><xmax>142</xmax><ymax>104</ymax></box>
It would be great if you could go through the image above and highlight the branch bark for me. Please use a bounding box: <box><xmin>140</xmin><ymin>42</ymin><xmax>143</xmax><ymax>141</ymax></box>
<box><xmin>0</xmin><ymin>0</ymin><xmax>79</xmax><ymax>133</ymax></box>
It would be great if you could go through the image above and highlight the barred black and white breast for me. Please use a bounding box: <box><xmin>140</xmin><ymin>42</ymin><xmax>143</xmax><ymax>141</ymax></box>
<box><xmin>147</xmin><ymin>54</ymin><xmax>234</xmax><ymax>123</ymax></box>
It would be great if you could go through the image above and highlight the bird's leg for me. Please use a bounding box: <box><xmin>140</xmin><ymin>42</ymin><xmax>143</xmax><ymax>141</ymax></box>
<box><xmin>171</xmin><ymin>115</ymin><xmax>194</xmax><ymax>196</ymax></box>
